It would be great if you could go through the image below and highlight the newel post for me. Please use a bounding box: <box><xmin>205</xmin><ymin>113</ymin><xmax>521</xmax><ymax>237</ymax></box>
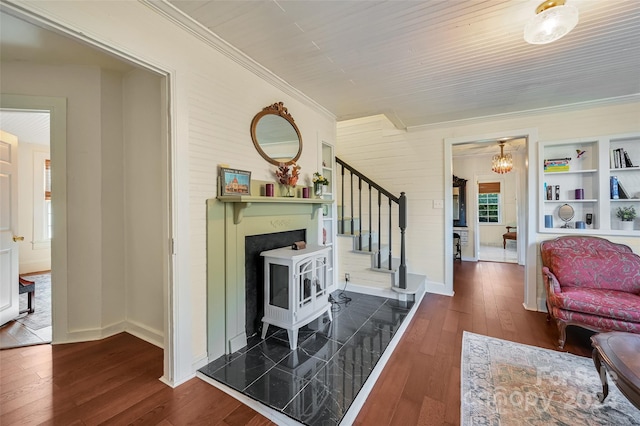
<box><xmin>398</xmin><ymin>192</ymin><xmax>407</xmax><ymax>289</ymax></box>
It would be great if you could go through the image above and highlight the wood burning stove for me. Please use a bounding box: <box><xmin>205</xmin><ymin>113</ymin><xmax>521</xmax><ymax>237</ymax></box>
<box><xmin>260</xmin><ymin>245</ymin><xmax>332</xmax><ymax>349</ymax></box>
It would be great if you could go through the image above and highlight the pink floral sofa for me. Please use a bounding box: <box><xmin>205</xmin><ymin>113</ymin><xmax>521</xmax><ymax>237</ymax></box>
<box><xmin>540</xmin><ymin>236</ymin><xmax>640</xmax><ymax>349</ymax></box>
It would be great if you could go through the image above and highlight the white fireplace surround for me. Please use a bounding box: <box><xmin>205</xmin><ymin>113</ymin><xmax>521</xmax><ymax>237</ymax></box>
<box><xmin>217</xmin><ymin>196</ymin><xmax>332</xmax><ymax>353</ymax></box>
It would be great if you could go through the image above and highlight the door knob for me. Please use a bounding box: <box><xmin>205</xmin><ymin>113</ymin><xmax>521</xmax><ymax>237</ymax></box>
<box><xmin>13</xmin><ymin>236</ymin><xmax>24</xmax><ymax>242</ymax></box>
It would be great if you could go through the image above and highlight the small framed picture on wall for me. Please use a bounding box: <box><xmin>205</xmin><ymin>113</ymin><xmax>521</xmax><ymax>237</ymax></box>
<box><xmin>220</xmin><ymin>168</ymin><xmax>251</xmax><ymax>196</ymax></box>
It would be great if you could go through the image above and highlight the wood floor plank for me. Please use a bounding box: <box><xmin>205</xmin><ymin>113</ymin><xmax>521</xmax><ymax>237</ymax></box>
<box><xmin>417</xmin><ymin>395</ymin><xmax>446</xmax><ymax>426</ymax></box>
<box><xmin>389</xmin><ymin>397</ymin><xmax>421</xmax><ymax>425</ymax></box>
<box><xmin>441</xmin><ymin>309</ymin><xmax>460</xmax><ymax>334</ymax></box>
<box><xmin>444</xmin><ymin>366</ymin><xmax>461</xmax><ymax>425</ymax></box>
<box><xmin>404</xmin><ymin>317</ymin><xmax>430</xmax><ymax>345</ymax></box>
<box><xmin>220</xmin><ymin>403</ymin><xmax>269</xmax><ymax>426</ymax></box>
<box><xmin>353</xmin><ymin>353</ymin><xmax>411</xmax><ymax>426</ymax></box>
<box><xmin>98</xmin><ymin>385</ymin><xmax>176</xmax><ymax>425</ymax></box>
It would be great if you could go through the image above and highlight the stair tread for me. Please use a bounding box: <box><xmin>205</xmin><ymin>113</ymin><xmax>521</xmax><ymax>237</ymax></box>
<box><xmin>353</xmin><ymin>243</ymin><xmax>387</xmax><ymax>253</ymax></box>
<box><xmin>392</xmin><ymin>273</ymin><xmax>425</xmax><ymax>294</ymax></box>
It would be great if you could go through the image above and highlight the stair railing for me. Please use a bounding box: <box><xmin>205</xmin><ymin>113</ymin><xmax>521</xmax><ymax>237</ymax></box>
<box><xmin>336</xmin><ymin>157</ymin><xmax>407</xmax><ymax>289</ymax></box>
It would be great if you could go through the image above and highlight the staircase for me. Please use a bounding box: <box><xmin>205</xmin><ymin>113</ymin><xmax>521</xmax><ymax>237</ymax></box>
<box><xmin>335</xmin><ymin>157</ymin><xmax>425</xmax><ymax>301</ymax></box>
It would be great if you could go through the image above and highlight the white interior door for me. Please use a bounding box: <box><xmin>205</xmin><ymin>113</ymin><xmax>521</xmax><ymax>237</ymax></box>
<box><xmin>0</xmin><ymin>130</ymin><xmax>20</xmax><ymax>326</ymax></box>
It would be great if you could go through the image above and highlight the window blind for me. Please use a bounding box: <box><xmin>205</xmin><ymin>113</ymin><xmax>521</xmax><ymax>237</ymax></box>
<box><xmin>45</xmin><ymin>159</ymin><xmax>51</xmax><ymax>200</ymax></box>
<box><xmin>479</xmin><ymin>182</ymin><xmax>500</xmax><ymax>194</ymax></box>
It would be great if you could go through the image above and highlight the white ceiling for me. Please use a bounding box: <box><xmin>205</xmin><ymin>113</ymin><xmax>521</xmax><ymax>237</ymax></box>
<box><xmin>452</xmin><ymin>137</ymin><xmax>526</xmax><ymax>156</ymax></box>
<box><xmin>0</xmin><ymin>111</ymin><xmax>50</xmax><ymax>146</ymax></box>
<box><xmin>166</xmin><ymin>0</ymin><xmax>640</xmax><ymax>129</ymax></box>
<box><xmin>1</xmin><ymin>1</ymin><xmax>638</xmax><ymax>135</ymax></box>
<box><xmin>0</xmin><ymin>12</ymin><xmax>134</xmax><ymax>72</ymax></box>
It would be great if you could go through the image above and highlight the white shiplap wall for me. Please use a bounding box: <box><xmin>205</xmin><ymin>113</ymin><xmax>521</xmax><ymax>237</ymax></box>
<box><xmin>337</xmin><ymin>102</ymin><xmax>640</xmax><ymax>296</ymax></box>
<box><xmin>338</xmin><ymin>115</ymin><xmax>445</xmax><ymax>285</ymax></box>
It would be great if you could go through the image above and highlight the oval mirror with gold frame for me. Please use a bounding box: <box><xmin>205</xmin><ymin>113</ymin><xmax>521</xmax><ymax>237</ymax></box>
<box><xmin>251</xmin><ymin>102</ymin><xmax>302</xmax><ymax>166</ymax></box>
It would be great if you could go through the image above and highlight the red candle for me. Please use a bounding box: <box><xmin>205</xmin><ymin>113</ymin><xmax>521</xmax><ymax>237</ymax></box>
<box><xmin>302</xmin><ymin>187</ymin><xmax>310</xmax><ymax>198</ymax></box>
<box><xmin>265</xmin><ymin>183</ymin><xmax>274</xmax><ymax>197</ymax></box>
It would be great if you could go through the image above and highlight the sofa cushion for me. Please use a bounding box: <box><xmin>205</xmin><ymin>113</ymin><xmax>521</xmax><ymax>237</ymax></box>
<box><xmin>554</xmin><ymin>287</ymin><xmax>640</xmax><ymax>323</ymax></box>
<box><xmin>541</xmin><ymin>236</ymin><xmax>634</xmax><ymax>255</ymax></box>
<box><xmin>551</xmin><ymin>306</ymin><xmax>640</xmax><ymax>334</ymax></box>
<box><xmin>544</xmin><ymin>248</ymin><xmax>640</xmax><ymax>293</ymax></box>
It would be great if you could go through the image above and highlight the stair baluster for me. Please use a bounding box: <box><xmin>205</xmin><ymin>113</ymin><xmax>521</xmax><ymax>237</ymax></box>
<box><xmin>340</xmin><ymin>163</ymin><xmax>345</xmax><ymax>236</ymax></box>
<box><xmin>350</xmin><ymin>172</ymin><xmax>354</xmax><ymax>236</ymax></box>
<box><xmin>388</xmin><ymin>197</ymin><xmax>392</xmax><ymax>271</ymax></box>
<box><xmin>378</xmin><ymin>191</ymin><xmax>382</xmax><ymax>269</ymax></box>
<box><xmin>368</xmin><ymin>183</ymin><xmax>373</xmax><ymax>253</ymax></box>
<box><xmin>358</xmin><ymin>176</ymin><xmax>363</xmax><ymax>250</ymax></box>
<box><xmin>336</xmin><ymin>157</ymin><xmax>407</xmax><ymax>289</ymax></box>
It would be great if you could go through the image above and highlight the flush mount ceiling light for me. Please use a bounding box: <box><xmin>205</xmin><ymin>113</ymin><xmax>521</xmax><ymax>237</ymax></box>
<box><xmin>524</xmin><ymin>0</ymin><xmax>579</xmax><ymax>45</ymax></box>
<box><xmin>492</xmin><ymin>141</ymin><xmax>513</xmax><ymax>174</ymax></box>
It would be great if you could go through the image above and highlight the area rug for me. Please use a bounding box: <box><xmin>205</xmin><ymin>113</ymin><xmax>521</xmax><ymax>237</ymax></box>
<box><xmin>461</xmin><ymin>332</ymin><xmax>640</xmax><ymax>425</ymax></box>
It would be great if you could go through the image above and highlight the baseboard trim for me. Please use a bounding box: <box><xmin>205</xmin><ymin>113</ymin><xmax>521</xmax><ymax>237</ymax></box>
<box><xmin>424</xmin><ymin>280</ymin><xmax>454</xmax><ymax>297</ymax></box>
<box><xmin>59</xmin><ymin>321</ymin><xmax>126</xmax><ymax>344</ymax></box>
<box><xmin>344</xmin><ymin>281</ymin><xmax>397</xmax><ymax>299</ymax></box>
<box><xmin>162</xmin><ymin>372</ymin><xmax>196</xmax><ymax>388</ymax></box>
<box><xmin>56</xmin><ymin>320</ymin><xmax>163</xmax><ymax>348</ymax></box>
<box><xmin>536</xmin><ymin>297</ymin><xmax>548</xmax><ymax>313</ymax></box>
<box><xmin>191</xmin><ymin>353</ymin><xmax>209</xmax><ymax>372</ymax></box>
<box><xmin>19</xmin><ymin>261</ymin><xmax>52</xmax><ymax>275</ymax></box>
<box><xmin>125</xmin><ymin>319</ymin><xmax>164</xmax><ymax>348</ymax></box>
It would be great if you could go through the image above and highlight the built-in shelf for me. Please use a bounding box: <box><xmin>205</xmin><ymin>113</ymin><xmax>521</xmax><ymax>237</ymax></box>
<box><xmin>610</xmin><ymin>168</ymin><xmax>640</xmax><ymax>172</ymax></box>
<box><xmin>539</xmin><ymin>132</ymin><xmax>640</xmax><ymax>234</ymax></box>
<box><xmin>544</xmin><ymin>199</ymin><xmax>598</xmax><ymax>204</ymax></box>
<box><xmin>217</xmin><ymin>195</ymin><xmax>333</xmax><ymax>224</ymax></box>
<box><xmin>321</xmin><ymin>141</ymin><xmax>336</xmax><ymax>289</ymax></box>
<box><xmin>543</xmin><ymin>169</ymin><xmax>597</xmax><ymax>176</ymax></box>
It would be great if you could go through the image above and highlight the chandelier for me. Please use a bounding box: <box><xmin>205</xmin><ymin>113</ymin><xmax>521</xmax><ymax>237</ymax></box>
<box><xmin>524</xmin><ymin>0</ymin><xmax>579</xmax><ymax>45</ymax></box>
<box><xmin>492</xmin><ymin>141</ymin><xmax>513</xmax><ymax>174</ymax></box>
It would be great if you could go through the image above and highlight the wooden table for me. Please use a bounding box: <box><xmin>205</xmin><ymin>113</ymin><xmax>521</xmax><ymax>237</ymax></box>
<box><xmin>591</xmin><ymin>332</ymin><xmax>640</xmax><ymax>410</ymax></box>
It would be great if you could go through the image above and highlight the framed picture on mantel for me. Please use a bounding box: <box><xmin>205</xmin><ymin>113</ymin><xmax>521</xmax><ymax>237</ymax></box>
<box><xmin>220</xmin><ymin>167</ymin><xmax>251</xmax><ymax>196</ymax></box>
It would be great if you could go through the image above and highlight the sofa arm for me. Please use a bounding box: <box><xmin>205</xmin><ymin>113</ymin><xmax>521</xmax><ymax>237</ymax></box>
<box><xmin>541</xmin><ymin>266</ymin><xmax>562</xmax><ymax>295</ymax></box>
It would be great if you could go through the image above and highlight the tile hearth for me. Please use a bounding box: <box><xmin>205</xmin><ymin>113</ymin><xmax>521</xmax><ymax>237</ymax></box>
<box><xmin>198</xmin><ymin>291</ymin><xmax>415</xmax><ymax>425</ymax></box>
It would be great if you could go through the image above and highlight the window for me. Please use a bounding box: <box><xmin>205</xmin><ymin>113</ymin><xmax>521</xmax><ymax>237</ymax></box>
<box><xmin>32</xmin><ymin>152</ymin><xmax>52</xmax><ymax>246</ymax></box>
<box><xmin>478</xmin><ymin>182</ymin><xmax>501</xmax><ymax>223</ymax></box>
<box><xmin>44</xmin><ymin>159</ymin><xmax>52</xmax><ymax>239</ymax></box>
<box><xmin>46</xmin><ymin>199</ymin><xmax>53</xmax><ymax>239</ymax></box>
<box><xmin>45</xmin><ymin>159</ymin><xmax>51</xmax><ymax>200</ymax></box>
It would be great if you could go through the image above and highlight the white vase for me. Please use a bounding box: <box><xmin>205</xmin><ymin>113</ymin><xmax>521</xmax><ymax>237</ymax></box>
<box><xmin>619</xmin><ymin>220</ymin><xmax>634</xmax><ymax>231</ymax></box>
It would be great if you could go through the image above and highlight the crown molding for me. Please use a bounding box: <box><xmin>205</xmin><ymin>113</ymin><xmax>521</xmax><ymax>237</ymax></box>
<box><xmin>141</xmin><ymin>0</ymin><xmax>335</xmax><ymax>123</ymax></box>
<box><xmin>407</xmin><ymin>94</ymin><xmax>640</xmax><ymax>132</ymax></box>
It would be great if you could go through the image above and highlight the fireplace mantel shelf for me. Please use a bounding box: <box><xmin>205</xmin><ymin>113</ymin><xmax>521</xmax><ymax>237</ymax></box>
<box><xmin>217</xmin><ymin>195</ymin><xmax>333</xmax><ymax>224</ymax></box>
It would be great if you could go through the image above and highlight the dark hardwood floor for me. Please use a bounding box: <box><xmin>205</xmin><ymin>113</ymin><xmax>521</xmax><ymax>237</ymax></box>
<box><xmin>0</xmin><ymin>333</ymin><xmax>276</xmax><ymax>425</ymax></box>
<box><xmin>0</xmin><ymin>261</ymin><xmax>593</xmax><ymax>425</ymax></box>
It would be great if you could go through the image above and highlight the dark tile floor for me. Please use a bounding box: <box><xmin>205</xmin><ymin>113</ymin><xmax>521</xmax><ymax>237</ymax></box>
<box><xmin>199</xmin><ymin>291</ymin><xmax>414</xmax><ymax>425</ymax></box>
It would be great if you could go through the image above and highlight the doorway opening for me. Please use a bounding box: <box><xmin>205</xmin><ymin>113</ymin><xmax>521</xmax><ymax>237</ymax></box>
<box><xmin>0</xmin><ymin>109</ymin><xmax>52</xmax><ymax>348</ymax></box>
<box><xmin>476</xmin><ymin>176</ymin><xmax>518</xmax><ymax>264</ymax></box>
<box><xmin>1</xmin><ymin>9</ymin><xmax>175</xmax><ymax>382</ymax></box>
<box><xmin>444</xmin><ymin>129</ymin><xmax>537</xmax><ymax>309</ymax></box>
